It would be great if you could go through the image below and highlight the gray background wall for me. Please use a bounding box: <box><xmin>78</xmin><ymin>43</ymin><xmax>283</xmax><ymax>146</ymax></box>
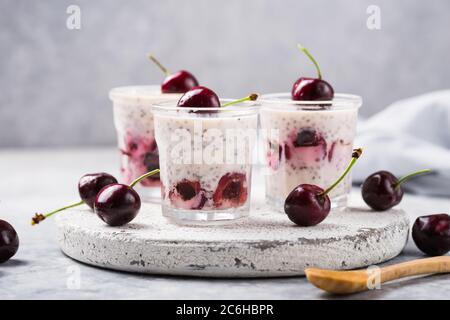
<box><xmin>1</xmin><ymin>0</ymin><xmax>449</xmax><ymax>148</ymax></box>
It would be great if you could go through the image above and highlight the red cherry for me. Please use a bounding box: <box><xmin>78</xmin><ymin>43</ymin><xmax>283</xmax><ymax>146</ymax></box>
<box><xmin>412</xmin><ymin>214</ymin><xmax>450</xmax><ymax>256</ymax></box>
<box><xmin>291</xmin><ymin>45</ymin><xmax>334</xmax><ymax>101</ymax></box>
<box><xmin>0</xmin><ymin>220</ymin><xmax>19</xmax><ymax>263</ymax></box>
<box><xmin>291</xmin><ymin>77</ymin><xmax>334</xmax><ymax>101</ymax></box>
<box><xmin>148</xmin><ymin>55</ymin><xmax>199</xmax><ymax>93</ymax></box>
<box><xmin>94</xmin><ymin>184</ymin><xmax>141</xmax><ymax>227</ymax></box>
<box><xmin>362</xmin><ymin>169</ymin><xmax>431</xmax><ymax>211</ymax></box>
<box><xmin>177</xmin><ymin>86</ymin><xmax>221</xmax><ymax>108</ymax></box>
<box><xmin>284</xmin><ymin>184</ymin><xmax>330</xmax><ymax>226</ymax></box>
<box><xmin>161</xmin><ymin>70</ymin><xmax>199</xmax><ymax>93</ymax></box>
<box><xmin>92</xmin><ymin>170</ymin><xmax>159</xmax><ymax>226</ymax></box>
<box><xmin>361</xmin><ymin>171</ymin><xmax>403</xmax><ymax>211</ymax></box>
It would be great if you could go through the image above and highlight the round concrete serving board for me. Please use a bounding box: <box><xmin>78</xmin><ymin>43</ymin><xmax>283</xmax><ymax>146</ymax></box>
<box><xmin>56</xmin><ymin>198</ymin><xmax>409</xmax><ymax>278</ymax></box>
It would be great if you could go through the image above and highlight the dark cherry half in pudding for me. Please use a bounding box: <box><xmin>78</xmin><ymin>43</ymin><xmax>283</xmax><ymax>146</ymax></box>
<box><xmin>213</xmin><ymin>173</ymin><xmax>248</xmax><ymax>209</ymax></box>
<box><xmin>284</xmin><ymin>148</ymin><xmax>362</xmax><ymax>227</ymax></box>
<box><xmin>148</xmin><ymin>55</ymin><xmax>199</xmax><ymax>93</ymax></box>
<box><xmin>361</xmin><ymin>169</ymin><xmax>431</xmax><ymax>211</ymax></box>
<box><xmin>169</xmin><ymin>179</ymin><xmax>207</xmax><ymax>210</ymax></box>
<box><xmin>291</xmin><ymin>45</ymin><xmax>334</xmax><ymax>101</ymax></box>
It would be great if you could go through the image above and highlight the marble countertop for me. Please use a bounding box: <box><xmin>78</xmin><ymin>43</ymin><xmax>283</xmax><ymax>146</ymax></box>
<box><xmin>1</xmin><ymin>148</ymin><xmax>449</xmax><ymax>300</ymax></box>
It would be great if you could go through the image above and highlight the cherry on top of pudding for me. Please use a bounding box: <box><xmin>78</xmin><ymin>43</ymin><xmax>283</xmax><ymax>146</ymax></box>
<box><xmin>178</xmin><ymin>86</ymin><xmax>221</xmax><ymax>108</ymax></box>
<box><xmin>162</xmin><ymin>70</ymin><xmax>198</xmax><ymax>93</ymax></box>
<box><xmin>177</xmin><ymin>86</ymin><xmax>258</xmax><ymax>109</ymax></box>
<box><xmin>148</xmin><ymin>55</ymin><xmax>199</xmax><ymax>94</ymax></box>
<box><xmin>291</xmin><ymin>45</ymin><xmax>334</xmax><ymax>101</ymax></box>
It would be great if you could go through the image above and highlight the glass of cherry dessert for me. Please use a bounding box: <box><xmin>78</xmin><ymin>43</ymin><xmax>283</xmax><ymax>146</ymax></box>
<box><xmin>259</xmin><ymin>45</ymin><xmax>362</xmax><ymax>211</ymax></box>
<box><xmin>109</xmin><ymin>55</ymin><xmax>199</xmax><ymax>201</ymax></box>
<box><xmin>153</xmin><ymin>86</ymin><xmax>259</xmax><ymax>224</ymax></box>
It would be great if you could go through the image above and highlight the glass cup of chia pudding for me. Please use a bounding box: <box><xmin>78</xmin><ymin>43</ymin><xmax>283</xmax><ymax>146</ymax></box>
<box><xmin>153</xmin><ymin>101</ymin><xmax>259</xmax><ymax>224</ymax></box>
<box><xmin>109</xmin><ymin>85</ymin><xmax>182</xmax><ymax>201</ymax></box>
<box><xmin>259</xmin><ymin>93</ymin><xmax>362</xmax><ymax>211</ymax></box>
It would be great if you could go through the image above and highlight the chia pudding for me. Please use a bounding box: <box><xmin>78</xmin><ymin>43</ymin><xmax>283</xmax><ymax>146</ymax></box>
<box><xmin>109</xmin><ymin>86</ymin><xmax>182</xmax><ymax>199</ymax></box>
<box><xmin>153</xmin><ymin>102</ymin><xmax>259</xmax><ymax>223</ymax></box>
<box><xmin>259</xmin><ymin>93</ymin><xmax>361</xmax><ymax>210</ymax></box>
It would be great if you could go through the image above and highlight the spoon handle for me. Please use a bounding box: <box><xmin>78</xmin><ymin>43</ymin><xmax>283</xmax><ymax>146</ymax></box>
<box><xmin>380</xmin><ymin>256</ymin><xmax>450</xmax><ymax>283</ymax></box>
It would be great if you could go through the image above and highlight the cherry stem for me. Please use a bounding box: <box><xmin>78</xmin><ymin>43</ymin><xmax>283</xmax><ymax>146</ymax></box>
<box><xmin>221</xmin><ymin>93</ymin><xmax>258</xmax><ymax>107</ymax></box>
<box><xmin>148</xmin><ymin>54</ymin><xmax>170</xmax><ymax>76</ymax></box>
<box><xmin>395</xmin><ymin>169</ymin><xmax>432</xmax><ymax>189</ymax></box>
<box><xmin>129</xmin><ymin>169</ymin><xmax>161</xmax><ymax>188</ymax></box>
<box><xmin>31</xmin><ymin>200</ymin><xmax>84</xmax><ymax>226</ymax></box>
<box><xmin>298</xmin><ymin>44</ymin><xmax>322</xmax><ymax>80</ymax></box>
<box><xmin>319</xmin><ymin>148</ymin><xmax>363</xmax><ymax>197</ymax></box>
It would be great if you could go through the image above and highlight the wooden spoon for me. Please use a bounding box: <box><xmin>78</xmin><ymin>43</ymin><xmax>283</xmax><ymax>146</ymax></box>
<box><xmin>305</xmin><ymin>256</ymin><xmax>450</xmax><ymax>294</ymax></box>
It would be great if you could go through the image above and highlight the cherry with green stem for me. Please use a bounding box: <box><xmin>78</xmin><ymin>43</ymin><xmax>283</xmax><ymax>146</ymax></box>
<box><xmin>284</xmin><ymin>148</ymin><xmax>362</xmax><ymax>227</ymax></box>
<box><xmin>148</xmin><ymin>54</ymin><xmax>199</xmax><ymax>93</ymax></box>
<box><xmin>291</xmin><ymin>44</ymin><xmax>334</xmax><ymax>101</ymax></box>
<box><xmin>31</xmin><ymin>170</ymin><xmax>159</xmax><ymax>227</ymax></box>
<box><xmin>362</xmin><ymin>168</ymin><xmax>432</xmax><ymax>211</ymax></box>
<box><xmin>177</xmin><ymin>86</ymin><xmax>258</xmax><ymax>109</ymax></box>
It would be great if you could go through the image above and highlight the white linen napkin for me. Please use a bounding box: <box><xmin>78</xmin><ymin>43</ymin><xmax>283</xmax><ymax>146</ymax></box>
<box><xmin>353</xmin><ymin>90</ymin><xmax>450</xmax><ymax>197</ymax></box>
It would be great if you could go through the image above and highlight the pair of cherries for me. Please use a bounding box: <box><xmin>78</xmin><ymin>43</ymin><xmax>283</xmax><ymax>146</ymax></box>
<box><xmin>32</xmin><ymin>170</ymin><xmax>159</xmax><ymax>227</ymax></box>
<box><xmin>362</xmin><ymin>169</ymin><xmax>450</xmax><ymax>256</ymax></box>
<box><xmin>284</xmin><ymin>157</ymin><xmax>449</xmax><ymax>256</ymax></box>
